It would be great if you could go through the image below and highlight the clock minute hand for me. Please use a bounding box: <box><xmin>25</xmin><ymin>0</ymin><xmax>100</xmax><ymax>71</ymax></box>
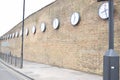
<box><xmin>104</xmin><ymin>4</ymin><xmax>108</xmax><ymax>18</ymax></box>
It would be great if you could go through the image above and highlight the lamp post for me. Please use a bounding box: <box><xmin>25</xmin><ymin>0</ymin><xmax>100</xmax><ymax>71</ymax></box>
<box><xmin>20</xmin><ymin>0</ymin><xmax>25</xmax><ymax>68</ymax></box>
<box><xmin>97</xmin><ymin>0</ymin><xmax>119</xmax><ymax>80</ymax></box>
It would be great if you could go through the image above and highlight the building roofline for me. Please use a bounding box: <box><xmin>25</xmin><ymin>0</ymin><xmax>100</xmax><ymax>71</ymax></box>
<box><xmin>1</xmin><ymin>0</ymin><xmax>57</xmax><ymax>37</ymax></box>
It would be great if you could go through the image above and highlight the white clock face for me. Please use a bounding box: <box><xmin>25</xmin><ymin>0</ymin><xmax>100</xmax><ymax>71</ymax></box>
<box><xmin>32</xmin><ymin>26</ymin><xmax>36</xmax><ymax>34</ymax></box>
<box><xmin>10</xmin><ymin>34</ymin><xmax>12</xmax><ymax>38</ymax></box>
<box><xmin>3</xmin><ymin>36</ymin><xmax>4</xmax><ymax>40</ymax></box>
<box><xmin>6</xmin><ymin>35</ymin><xmax>8</xmax><ymax>40</ymax></box>
<box><xmin>41</xmin><ymin>23</ymin><xmax>46</xmax><ymax>32</ymax></box>
<box><xmin>71</xmin><ymin>12</ymin><xmax>80</xmax><ymax>26</ymax></box>
<box><xmin>53</xmin><ymin>18</ymin><xmax>60</xmax><ymax>29</ymax></box>
<box><xmin>7</xmin><ymin>35</ymin><xmax>9</xmax><ymax>39</ymax></box>
<box><xmin>20</xmin><ymin>30</ymin><xmax>22</xmax><ymax>37</ymax></box>
<box><xmin>98</xmin><ymin>2</ymin><xmax>109</xmax><ymax>19</ymax></box>
<box><xmin>4</xmin><ymin>36</ymin><xmax>6</xmax><ymax>39</ymax></box>
<box><xmin>25</xmin><ymin>28</ymin><xmax>29</xmax><ymax>36</ymax></box>
<box><xmin>12</xmin><ymin>33</ymin><xmax>15</xmax><ymax>38</ymax></box>
<box><xmin>5</xmin><ymin>35</ymin><xmax>7</xmax><ymax>40</ymax></box>
<box><xmin>5</xmin><ymin>36</ymin><xmax>7</xmax><ymax>40</ymax></box>
<box><xmin>15</xmin><ymin>32</ymin><xmax>19</xmax><ymax>37</ymax></box>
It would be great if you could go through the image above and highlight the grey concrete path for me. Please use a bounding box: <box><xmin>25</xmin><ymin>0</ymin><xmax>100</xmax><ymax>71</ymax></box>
<box><xmin>0</xmin><ymin>61</ymin><xmax>28</xmax><ymax>80</ymax></box>
<box><xmin>3</xmin><ymin>60</ymin><xmax>103</xmax><ymax>80</ymax></box>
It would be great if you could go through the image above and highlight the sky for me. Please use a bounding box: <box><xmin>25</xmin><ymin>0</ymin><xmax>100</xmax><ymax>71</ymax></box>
<box><xmin>0</xmin><ymin>0</ymin><xmax>56</xmax><ymax>36</ymax></box>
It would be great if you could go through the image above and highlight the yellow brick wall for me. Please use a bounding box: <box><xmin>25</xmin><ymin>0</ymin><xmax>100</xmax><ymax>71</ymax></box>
<box><xmin>1</xmin><ymin>0</ymin><xmax>120</xmax><ymax>75</ymax></box>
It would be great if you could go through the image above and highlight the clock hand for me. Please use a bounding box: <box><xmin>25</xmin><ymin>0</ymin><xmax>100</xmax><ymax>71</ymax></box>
<box><xmin>101</xmin><ymin>9</ymin><xmax>108</xmax><ymax>14</ymax></box>
<box><xmin>104</xmin><ymin>4</ymin><xmax>108</xmax><ymax>18</ymax></box>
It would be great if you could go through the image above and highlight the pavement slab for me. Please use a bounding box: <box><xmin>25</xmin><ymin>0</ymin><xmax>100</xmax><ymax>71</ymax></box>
<box><xmin>0</xmin><ymin>60</ymin><xmax>103</xmax><ymax>80</ymax></box>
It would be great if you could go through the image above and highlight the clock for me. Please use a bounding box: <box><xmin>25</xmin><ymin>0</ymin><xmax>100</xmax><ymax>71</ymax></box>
<box><xmin>7</xmin><ymin>35</ymin><xmax>9</xmax><ymax>39</ymax></box>
<box><xmin>25</xmin><ymin>28</ymin><xmax>29</xmax><ymax>36</ymax></box>
<box><xmin>4</xmin><ymin>36</ymin><xmax>6</xmax><ymax>39</ymax></box>
<box><xmin>20</xmin><ymin>30</ymin><xmax>22</xmax><ymax>37</ymax></box>
<box><xmin>5</xmin><ymin>35</ymin><xmax>7</xmax><ymax>39</ymax></box>
<box><xmin>98</xmin><ymin>2</ymin><xmax>109</xmax><ymax>19</ymax></box>
<box><xmin>10</xmin><ymin>34</ymin><xmax>12</xmax><ymax>38</ymax></box>
<box><xmin>3</xmin><ymin>36</ymin><xmax>4</xmax><ymax>40</ymax></box>
<box><xmin>53</xmin><ymin>18</ymin><xmax>60</xmax><ymax>29</ymax></box>
<box><xmin>6</xmin><ymin>35</ymin><xmax>7</xmax><ymax>39</ymax></box>
<box><xmin>71</xmin><ymin>12</ymin><xmax>80</xmax><ymax>26</ymax></box>
<box><xmin>32</xmin><ymin>26</ymin><xmax>36</xmax><ymax>34</ymax></box>
<box><xmin>12</xmin><ymin>33</ymin><xmax>15</xmax><ymax>38</ymax></box>
<box><xmin>3</xmin><ymin>36</ymin><xmax>5</xmax><ymax>40</ymax></box>
<box><xmin>40</xmin><ymin>22</ymin><xmax>46</xmax><ymax>32</ymax></box>
<box><xmin>15</xmin><ymin>32</ymin><xmax>19</xmax><ymax>37</ymax></box>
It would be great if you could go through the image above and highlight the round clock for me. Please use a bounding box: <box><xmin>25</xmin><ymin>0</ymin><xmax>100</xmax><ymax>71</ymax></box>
<box><xmin>10</xmin><ymin>34</ymin><xmax>12</xmax><ymax>38</ymax></box>
<box><xmin>40</xmin><ymin>22</ymin><xmax>46</xmax><ymax>32</ymax></box>
<box><xmin>20</xmin><ymin>30</ymin><xmax>22</xmax><ymax>37</ymax></box>
<box><xmin>9</xmin><ymin>34</ymin><xmax>10</xmax><ymax>39</ymax></box>
<box><xmin>53</xmin><ymin>18</ymin><xmax>60</xmax><ymax>29</ymax></box>
<box><xmin>71</xmin><ymin>12</ymin><xmax>80</xmax><ymax>26</ymax></box>
<box><xmin>4</xmin><ymin>36</ymin><xmax>6</xmax><ymax>40</ymax></box>
<box><xmin>32</xmin><ymin>26</ymin><xmax>36</xmax><ymax>34</ymax></box>
<box><xmin>5</xmin><ymin>35</ymin><xmax>7</xmax><ymax>39</ymax></box>
<box><xmin>98</xmin><ymin>2</ymin><xmax>109</xmax><ymax>19</ymax></box>
<box><xmin>6</xmin><ymin>35</ymin><xmax>8</xmax><ymax>40</ymax></box>
<box><xmin>15</xmin><ymin>32</ymin><xmax>19</xmax><ymax>37</ymax></box>
<box><xmin>3</xmin><ymin>36</ymin><xmax>5</xmax><ymax>40</ymax></box>
<box><xmin>3</xmin><ymin>36</ymin><xmax>4</xmax><ymax>40</ymax></box>
<box><xmin>7</xmin><ymin>35</ymin><xmax>9</xmax><ymax>39</ymax></box>
<box><xmin>12</xmin><ymin>33</ymin><xmax>15</xmax><ymax>38</ymax></box>
<box><xmin>25</xmin><ymin>28</ymin><xmax>29</xmax><ymax>36</ymax></box>
<box><xmin>8</xmin><ymin>35</ymin><xmax>10</xmax><ymax>39</ymax></box>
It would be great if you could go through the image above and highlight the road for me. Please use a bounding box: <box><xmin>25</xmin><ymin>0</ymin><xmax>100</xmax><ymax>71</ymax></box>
<box><xmin>0</xmin><ymin>62</ymin><xmax>24</xmax><ymax>80</ymax></box>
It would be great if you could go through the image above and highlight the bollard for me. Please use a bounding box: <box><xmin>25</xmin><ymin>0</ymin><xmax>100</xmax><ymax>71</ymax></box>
<box><xmin>103</xmin><ymin>49</ymin><xmax>119</xmax><ymax>80</ymax></box>
<box><xmin>6</xmin><ymin>54</ymin><xmax>9</xmax><ymax>63</ymax></box>
<box><xmin>15</xmin><ymin>56</ymin><xmax>17</xmax><ymax>66</ymax></box>
<box><xmin>8</xmin><ymin>52</ymin><xmax>11</xmax><ymax>64</ymax></box>
<box><xmin>11</xmin><ymin>55</ymin><xmax>13</xmax><ymax>65</ymax></box>
<box><xmin>5</xmin><ymin>54</ymin><xmax>7</xmax><ymax>62</ymax></box>
<box><xmin>17</xmin><ymin>57</ymin><xmax>20</xmax><ymax>67</ymax></box>
<box><xmin>3</xmin><ymin>54</ymin><xmax>5</xmax><ymax>61</ymax></box>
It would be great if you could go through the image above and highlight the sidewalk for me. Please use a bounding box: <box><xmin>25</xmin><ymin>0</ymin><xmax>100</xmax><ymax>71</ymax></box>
<box><xmin>3</xmin><ymin>60</ymin><xmax>102</xmax><ymax>80</ymax></box>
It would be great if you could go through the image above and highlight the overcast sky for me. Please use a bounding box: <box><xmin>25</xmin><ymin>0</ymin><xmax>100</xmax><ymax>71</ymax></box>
<box><xmin>0</xmin><ymin>0</ymin><xmax>56</xmax><ymax>36</ymax></box>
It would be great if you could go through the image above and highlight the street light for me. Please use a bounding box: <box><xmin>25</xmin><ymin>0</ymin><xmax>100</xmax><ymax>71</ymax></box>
<box><xmin>98</xmin><ymin>0</ymin><xmax>119</xmax><ymax>80</ymax></box>
<box><xmin>20</xmin><ymin>0</ymin><xmax>25</xmax><ymax>68</ymax></box>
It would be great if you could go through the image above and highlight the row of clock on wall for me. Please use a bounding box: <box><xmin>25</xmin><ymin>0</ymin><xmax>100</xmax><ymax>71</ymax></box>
<box><xmin>1</xmin><ymin>12</ymin><xmax>81</xmax><ymax>40</ymax></box>
<box><xmin>1</xmin><ymin>1</ymin><xmax>109</xmax><ymax>40</ymax></box>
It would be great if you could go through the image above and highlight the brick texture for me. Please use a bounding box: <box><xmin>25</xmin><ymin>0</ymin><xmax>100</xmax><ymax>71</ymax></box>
<box><xmin>1</xmin><ymin>0</ymin><xmax>120</xmax><ymax>75</ymax></box>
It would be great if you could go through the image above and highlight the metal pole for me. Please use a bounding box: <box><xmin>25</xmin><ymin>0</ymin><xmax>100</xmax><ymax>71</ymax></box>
<box><xmin>20</xmin><ymin>0</ymin><xmax>25</xmax><ymax>68</ymax></box>
<box><xmin>109</xmin><ymin>0</ymin><xmax>114</xmax><ymax>49</ymax></box>
<box><xmin>103</xmin><ymin>0</ymin><xmax>119</xmax><ymax>80</ymax></box>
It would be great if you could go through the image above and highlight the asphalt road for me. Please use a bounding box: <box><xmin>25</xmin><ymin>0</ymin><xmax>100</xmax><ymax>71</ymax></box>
<box><xmin>0</xmin><ymin>62</ymin><xmax>24</xmax><ymax>80</ymax></box>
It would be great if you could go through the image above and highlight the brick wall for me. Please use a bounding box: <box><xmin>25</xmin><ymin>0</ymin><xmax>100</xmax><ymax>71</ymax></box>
<box><xmin>1</xmin><ymin>0</ymin><xmax>120</xmax><ymax>75</ymax></box>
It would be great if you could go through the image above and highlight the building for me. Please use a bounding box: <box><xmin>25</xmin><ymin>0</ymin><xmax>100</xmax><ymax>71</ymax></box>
<box><xmin>0</xmin><ymin>0</ymin><xmax>120</xmax><ymax>75</ymax></box>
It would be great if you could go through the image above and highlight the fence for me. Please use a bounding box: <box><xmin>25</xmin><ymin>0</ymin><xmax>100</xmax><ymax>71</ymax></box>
<box><xmin>0</xmin><ymin>52</ymin><xmax>21</xmax><ymax>68</ymax></box>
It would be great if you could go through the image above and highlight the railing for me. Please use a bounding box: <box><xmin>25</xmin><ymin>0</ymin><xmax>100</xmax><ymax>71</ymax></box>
<box><xmin>0</xmin><ymin>52</ymin><xmax>21</xmax><ymax>68</ymax></box>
